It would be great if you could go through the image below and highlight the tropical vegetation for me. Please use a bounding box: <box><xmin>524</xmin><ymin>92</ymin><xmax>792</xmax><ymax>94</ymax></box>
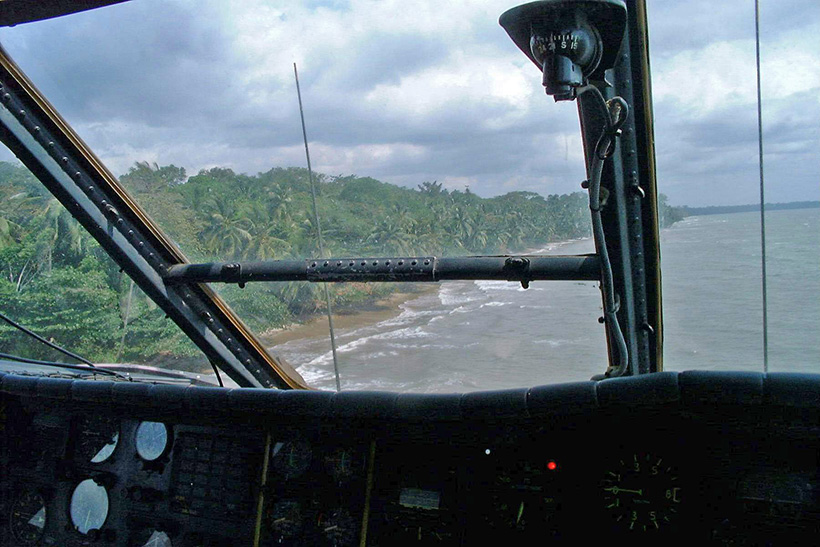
<box><xmin>0</xmin><ymin>160</ymin><xmax>684</xmax><ymax>367</ymax></box>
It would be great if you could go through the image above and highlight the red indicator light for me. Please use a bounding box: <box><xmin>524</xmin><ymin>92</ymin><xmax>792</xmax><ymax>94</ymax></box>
<box><xmin>547</xmin><ymin>461</ymin><xmax>558</xmax><ymax>471</ymax></box>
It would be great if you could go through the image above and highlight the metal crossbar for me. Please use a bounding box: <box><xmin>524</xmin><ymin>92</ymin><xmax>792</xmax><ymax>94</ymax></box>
<box><xmin>163</xmin><ymin>255</ymin><xmax>602</xmax><ymax>285</ymax></box>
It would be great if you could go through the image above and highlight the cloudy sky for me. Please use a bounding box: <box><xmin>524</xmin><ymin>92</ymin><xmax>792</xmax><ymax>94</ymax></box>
<box><xmin>0</xmin><ymin>0</ymin><xmax>817</xmax><ymax>206</ymax></box>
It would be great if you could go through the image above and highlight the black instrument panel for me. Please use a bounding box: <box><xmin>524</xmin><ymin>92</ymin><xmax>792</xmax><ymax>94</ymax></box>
<box><xmin>1</xmin><ymin>371</ymin><xmax>819</xmax><ymax>545</ymax></box>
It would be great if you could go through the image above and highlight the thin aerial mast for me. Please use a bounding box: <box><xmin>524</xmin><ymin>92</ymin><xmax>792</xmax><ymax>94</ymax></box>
<box><xmin>754</xmin><ymin>0</ymin><xmax>769</xmax><ymax>372</ymax></box>
<box><xmin>294</xmin><ymin>62</ymin><xmax>342</xmax><ymax>391</ymax></box>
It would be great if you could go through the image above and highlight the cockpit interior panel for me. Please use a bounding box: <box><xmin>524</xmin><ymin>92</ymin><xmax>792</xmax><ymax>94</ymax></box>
<box><xmin>1</xmin><ymin>370</ymin><xmax>819</xmax><ymax>545</ymax></box>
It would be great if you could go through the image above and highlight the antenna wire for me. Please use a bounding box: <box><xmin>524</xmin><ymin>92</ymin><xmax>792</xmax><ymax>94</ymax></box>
<box><xmin>294</xmin><ymin>63</ymin><xmax>342</xmax><ymax>391</ymax></box>
<box><xmin>754</xmin><ymin>0</ymin><xmax>769</xmax><ymax>372</ymax></box>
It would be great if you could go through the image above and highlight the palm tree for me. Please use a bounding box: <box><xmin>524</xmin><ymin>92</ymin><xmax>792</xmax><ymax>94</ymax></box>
<box><xmin>504</xmin><ymin>210</ymin><xmax>534</xmax><ymax>251</ymax></box>
<box><xmin>367</xmin><ymin>217</ymin><xmax>416</xmax><ymax>256</ymax></box>
<box><xmin>0</xmin><ymin>190</ymin><xmax>39</xmax><ymax>247</ymax></box>
<box><xmin>41</xmin><ymin>197</ymin><xmax>90</xmax><ymax>271</ymax></box>
<box><xmin>244</xmin><ymin>221</ymin><xmax>292</xmax><ymax>261</ymax></box>
<box><xmin>408</xmin><ymin>220</ymin><xmax>443</xmax><ymax>256</ymax></box>
<box><xmin>268</xmin><ymin>183</ymin><xmax>295</xmax><ymax>225</ymax></box>
<box><xmin>449</xmin><ymin>206</ymin><xmax>475</xmax><ymax>250</ymax></box>
<box><xmin>297</xmin><ymin>215</ymin><xmax>341</xmax><ymax>257</ymax></box>
<box><xmin>464</xmin><ymin>214</ymin><xmax>490</xmax><ymax>252</ymax></box>
<box><xmin>200</xmin><ymin>197</ymin><xmax>252</xmax><ymax>259</ymax></box>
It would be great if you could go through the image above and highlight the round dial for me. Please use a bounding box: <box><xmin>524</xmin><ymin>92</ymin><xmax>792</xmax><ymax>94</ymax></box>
<box><xmin>321</xmin><ymin>508</ymin><xmax>358</xmax><ymax>547</ymax></box>
<box><xmin>70</xmin><ymin>478</ymin><xmax>109</xmax><ymax>535</ymax></box>
<box><xmin>135</xmin><ymin>422</ymin><xmax>169</xmax><ymax>461</ymax></box>
<box><xmin>76</xmin><ymin>416</ymin><xmax>119</xmax><ymax>463</ymax></box>
<box><xmin>268</xmin><ymin>500</ymin><xmax>304</xmax><ymax>542</ymax></box>
<box><xmin>487</xmin><ymin>492</ymin><xmax>552</xmax><ymax>533</ymax></box>
<box><xmin>10</xmin><ymin>489</ymin><xmax>47</xmax><ymax>544</ymax></box>
<box><xmin>601</xmin><ymin>453</ymin><xmax>682</xmax><ymax>533</ymax></box>
<box><xmin>272</xmin><ymin>439</ymin><xmax>312</xmax><ymax>481</ymax></box>
<box><xmin>324</xmin><ymin>447</ymin><xmax>361</xmax><ymax>484</ymax></box>
<box><xmin>142</xmin><ymin>530</ymin><xmax>173</xmax><ymax>547</ymax></box>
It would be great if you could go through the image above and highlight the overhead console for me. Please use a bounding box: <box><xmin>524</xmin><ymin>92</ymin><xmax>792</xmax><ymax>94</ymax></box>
<box><xmin>1</xmin><ymin>371</ymin><xmax>819</xmax><ymax>546</ymax></box>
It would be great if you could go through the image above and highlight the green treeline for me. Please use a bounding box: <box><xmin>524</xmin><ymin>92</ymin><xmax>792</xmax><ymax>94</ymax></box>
<box><xmin>0</xmin><ymin>160</ymin><xmax>683</xmax><ymax>366</ymax></box>
<box><xmin>0</xmin><ymin>162</ymin><xmax>200</xmax><ymax>365</ymax></box>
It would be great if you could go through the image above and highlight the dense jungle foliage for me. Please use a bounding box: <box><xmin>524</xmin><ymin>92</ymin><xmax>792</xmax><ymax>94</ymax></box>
<box><xmin>0</xmin><ymin>161</ymin><xmax>683</xmax><ymax>366</ymax></box>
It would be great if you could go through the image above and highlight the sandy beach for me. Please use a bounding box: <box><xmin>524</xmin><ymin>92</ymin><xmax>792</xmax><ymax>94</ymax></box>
<box><xmin>259</xmin><ymin>284</ymin><xmax>439</xmax><ymax>349</ymax></box>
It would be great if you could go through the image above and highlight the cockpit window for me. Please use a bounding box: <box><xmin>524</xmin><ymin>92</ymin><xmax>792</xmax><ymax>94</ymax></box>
<box><xmin>647</xmin><ymin>2</ymin><xmax>820</xmax><ymax>374</ymax></box>
<box><xmin>0</xmin><ymin>1</ymin><xmax>817</xmax><ymax>390</ymax></box>
<box><xmin>0</xmin><ymin>159</ymin><xmax>210</xmax><ymax>373</ymax></box>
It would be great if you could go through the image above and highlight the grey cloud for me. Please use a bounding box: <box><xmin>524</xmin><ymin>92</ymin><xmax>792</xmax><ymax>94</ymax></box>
<box><xmin>0</xmin><ymin>0</ymin><xmax>815</xmax><ymax>207</ymax></box>
<box><xmin>2</xmin><ymin>1</ymin><xmax>237</xmax><ymax>126</ymax></box>
<box><xmin>655</xmin><ymin>89</ymin><xmax>819</xmax><ymax>206</ymax></box>
<box><xmin>648</xmin><ymin>0</ymin><xmax>818</xmax><ymax>56</ymax></box>
<box><xmin>313</xmin><ymin>31</ymin><xmax>451</xmax><ymax>91</ymax></box>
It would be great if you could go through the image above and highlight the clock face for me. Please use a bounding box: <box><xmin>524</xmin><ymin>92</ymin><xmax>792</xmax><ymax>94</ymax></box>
<box><xmin>76</xmin><ymin>415</ymin><xmax>119</xmax><ymax>463</ymax></box>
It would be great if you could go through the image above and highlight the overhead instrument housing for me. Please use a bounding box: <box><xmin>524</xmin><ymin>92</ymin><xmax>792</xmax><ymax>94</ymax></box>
<box><xmin>499</xmin><ymin>0</ymin><xmax>627</xmax><ymax>100</ymax></box>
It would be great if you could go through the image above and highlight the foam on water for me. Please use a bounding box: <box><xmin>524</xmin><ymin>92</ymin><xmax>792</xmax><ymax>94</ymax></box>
<box><xmin>296</xmin><ymin>364</ymin><xmax>332</xmax><ymax>385</ymax></box>
<box><xmin>379</xmin><ymin>305</ymin><xmax>447</xmax><ymax>327</ymax></box>
<box><xmin>438</xmin><ymin>283</ymin><xmax>484</xmax><ymax>306</ymax></box>
<box><xmin>474</xmin><ymin>280</ymin><xmax>545</xmax><ymax>293</ymax></box>
<box><xmin>307</xmin><ymin>325</ymin><xmax>435</xmax><ymax>364</ymax></box>
<box><xmin>283</xmin><ymin>211</ymin><xmax>820</xmax><ymax>392</ymax></box>
<box><xmin>480</xmin><ymin>301</ymin><xmax>512</xmax><ymax>308</ymax></box>
<box><xmin>533</xmin><ymin>339</ymin><xmax>570</xmax><ymax>347</ymax></box>
<box><xmin>474</xmin><ymin>280</ymin><xmax>523</xmax><ymax>293</ymax></box>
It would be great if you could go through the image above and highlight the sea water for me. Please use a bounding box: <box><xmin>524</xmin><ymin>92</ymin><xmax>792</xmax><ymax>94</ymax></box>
<box><xmin>274</xmin><ymin>208</ymin><xmax>819</xmax><ymax>392</ymax></box>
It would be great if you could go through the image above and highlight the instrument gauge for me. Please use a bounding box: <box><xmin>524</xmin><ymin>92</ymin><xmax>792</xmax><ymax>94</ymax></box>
<box><xmin>76</xmin><ymin>415</ymin><xmax>119</xmax><ymax>463</ymax></box>
<box><xmin>268</xmin><ymin>500</ymin><xmax>304</xmax><ymax>542</ymax></box>
<box><xmin>142</xmin><ymin>530</ymin><xmax>173</xmax><ymax>547</ymax></box>
<box><xmin>135</xmin><ymin>421</ymin><xmax>169</xmax><ymax>461</ymax></box>
<box><xmin>324</xmin><ymin>447</ymin><xmax>362</xmax><ymax>484</ymax></box>
<box><xmin>10</xmin><ymin>489</ymin><xmax>47</xmax><ymax>544</ymax></box>
<box><xmin>321</xmin><ymin>508</ymin><xmax>359</xmax><ymax>547</ymax></box>
<box><xmin>601</xmin><ymin>452</ymin><xmax>682</xmax><ymax>533</ymax></box>
<box><xmin>486</xmin><ymin>492</ymin><xmax>544</xmax><ymax>532</ymax></box>
<box><xmin>70</xmin><ymin>478</ymin><xmax>109</xmax><ymax>535</ymax></box>
<box><xmin>272</xmin><ymin>439</ymin><xmax>312</xmax><ymax>480</ymax></box>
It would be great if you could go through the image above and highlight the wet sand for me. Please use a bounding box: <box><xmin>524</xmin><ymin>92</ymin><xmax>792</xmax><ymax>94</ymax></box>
<box><xmin>259</xmin><ymin>285</ymin><xmax>439</xmax><ymax>349</ymax></box>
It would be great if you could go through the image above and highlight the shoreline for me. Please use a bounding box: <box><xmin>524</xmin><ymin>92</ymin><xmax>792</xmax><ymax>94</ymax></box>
<box><xmin>169</xmin><ymin>237</ymin><xmax>595</xmax><ymax>374</ymax></box>
<box><xmin>259</xmin><ymin>237</ymin><xmax>591</xmax><ymax>353</ymax></box>
<box><xmin>260</xmin><ymin>285</ymin><xmax>439</xmax><ymax>349</ymax></box>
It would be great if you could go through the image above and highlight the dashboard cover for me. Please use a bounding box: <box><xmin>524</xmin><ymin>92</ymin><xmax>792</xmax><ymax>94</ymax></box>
<box><xmin>1</xmin><ymin>370</ymin><xmax>819</xmax><ymax>545</ymax></box>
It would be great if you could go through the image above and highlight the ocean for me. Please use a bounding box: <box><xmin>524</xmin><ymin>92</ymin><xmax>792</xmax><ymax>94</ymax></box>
<box><xmin>272</xmin><ymin>208</ymin><xmax>820</xmax><ymax>392</ymax></box>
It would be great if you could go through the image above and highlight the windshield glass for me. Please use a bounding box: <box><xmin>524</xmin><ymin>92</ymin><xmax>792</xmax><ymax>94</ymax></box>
<box><xmin>0</xmin><ymin>161</ymin><xmax>211</xmax><ymax>375</ymax></box>
<box><xmin>0</xmin><ymin>1</ymin><xmax>817</xmax><ymax>391</ymax></box>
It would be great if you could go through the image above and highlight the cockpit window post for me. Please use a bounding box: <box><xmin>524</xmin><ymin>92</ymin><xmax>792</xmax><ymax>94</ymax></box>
<box><xmin>600</xmin><ymin>0</ymin><xmax>662</xmax><ymax>375</ymax></box>
<box><xmin>500</xmin><ymin>0</ymin><xmax>662</xmax><ymax>376</ymax></box>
